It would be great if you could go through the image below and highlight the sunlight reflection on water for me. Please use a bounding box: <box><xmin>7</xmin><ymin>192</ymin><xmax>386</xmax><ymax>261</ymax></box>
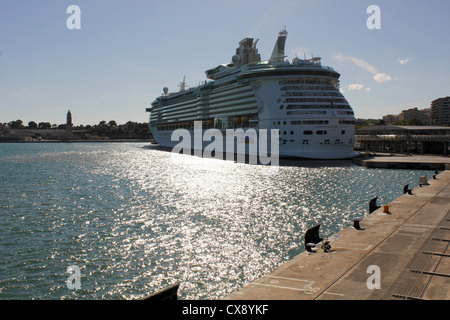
<box><xmin>0</xmin><ymin>143</ymin><xmax>434</xmax><ymax>299</ymax></box>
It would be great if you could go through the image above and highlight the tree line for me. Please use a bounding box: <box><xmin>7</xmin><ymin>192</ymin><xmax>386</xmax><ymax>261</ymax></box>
<box><xmin>4</xmin><ymin>119</ymin><xmax>54</xmax><ymax>129</ymax></box>
<box><xmin>1</xmin><ymin>120</ymin><xmax>153</xmax><ymax>140</ymax></box>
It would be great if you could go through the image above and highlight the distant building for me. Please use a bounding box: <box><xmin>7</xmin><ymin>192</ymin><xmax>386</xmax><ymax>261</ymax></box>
<box><xmin>422</xmin><ymin>108</ymin><xmax>432</xmax><ymax>125</ymax></box>
<box><xmin>382</xmin><ymin>114</ymin><xmax>399</xmax><ymax>124</ymax></box>
<box><xmin>382</xmin><ymin>107</ymin><xmax>432</xmax><ymax>125</ymax></box>
<box><xmin>356</xmin><ymin>125</ymin><xmax>450</xmax><ymax>155</ymax></box>
<box><xmin>399</xmin><ymin>107</ymin><xmax>425</xmax><ymax>122</ymax></box>
<box><xmin>65</xmin><ymin>110</ymin><xmax>73</xmax><ymax>139</ymax></box>
<box><xmin>431</xmin><ymin>96</ymin><xmax>450</xmax><ymax>126</ymax></box>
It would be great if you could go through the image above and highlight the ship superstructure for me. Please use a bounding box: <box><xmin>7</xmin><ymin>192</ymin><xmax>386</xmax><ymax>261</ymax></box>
<box><xmin>146</xmin><ymin>29</ymin><xmax>358</xmax><ymax>159</ymax></box>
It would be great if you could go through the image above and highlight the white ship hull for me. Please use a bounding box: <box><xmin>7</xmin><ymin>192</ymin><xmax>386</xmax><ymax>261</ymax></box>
<box><xmin>152</xmin><ymin>127</ymin><xmax>358</xmax><ymax>160</ymax></box>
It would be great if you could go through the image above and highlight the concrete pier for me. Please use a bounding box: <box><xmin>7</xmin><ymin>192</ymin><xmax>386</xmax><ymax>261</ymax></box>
<box><xmin>224</xmin><ymin>170</ymin><xmax>450</xmax><ymax>300</ymax></box>
<box><xmin>358</xmin><ymin>154</ymin><xmax>450</xmax><ymax>170</ymax></box>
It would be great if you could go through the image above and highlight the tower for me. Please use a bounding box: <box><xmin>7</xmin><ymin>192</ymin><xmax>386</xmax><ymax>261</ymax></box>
<box><xmin>270</xmin><ymin>28</ymin><xmax>288</xmax><ymax>63</ymax></box>
<box><xmin>65</xmin><ymin>110</ymin><xmax>73</xmax><ymax>140</ymax></box>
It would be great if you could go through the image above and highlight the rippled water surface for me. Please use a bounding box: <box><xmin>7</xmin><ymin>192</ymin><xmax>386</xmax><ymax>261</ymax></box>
<box><xmin>0</xmin><ymin>143</ymin><xmax>434</xmax><ymax>299</ymax></box>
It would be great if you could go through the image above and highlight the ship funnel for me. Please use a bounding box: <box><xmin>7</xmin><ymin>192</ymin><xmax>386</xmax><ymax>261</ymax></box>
<box><xmin>270</xmin><ymin>28</ymin><xmax>288</xmax><ymax>63</ymax></box>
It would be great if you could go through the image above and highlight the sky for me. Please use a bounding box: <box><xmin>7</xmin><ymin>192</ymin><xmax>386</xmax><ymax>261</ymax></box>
<box><xmin>1</xmin><ymin>0</ymin><xmax>449</xmax><ymax>126</ymax></box>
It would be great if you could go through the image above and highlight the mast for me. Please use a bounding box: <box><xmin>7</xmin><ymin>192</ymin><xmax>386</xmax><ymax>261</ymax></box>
<box><xmin>179</xmin><ymin>76</ymin><xmax>187</xmax><ymax>92</ymax></box>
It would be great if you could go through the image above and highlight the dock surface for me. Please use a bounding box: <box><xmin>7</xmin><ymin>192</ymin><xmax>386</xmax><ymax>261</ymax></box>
<box><xmin>224</xmin><ymin>170</ymin><xmax>450</xmax><ymax>300</ymax></box>
<box><xmin>360</xmin><ymin>154</ymin><xmax>450</xmax><ymax>170</ymax></box>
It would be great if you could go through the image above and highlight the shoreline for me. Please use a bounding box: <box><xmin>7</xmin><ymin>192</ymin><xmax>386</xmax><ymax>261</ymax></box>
<box><xmin>0</xmin><ymin>139</ymin><xmax>155</xmax><ymax>143</ymax></box>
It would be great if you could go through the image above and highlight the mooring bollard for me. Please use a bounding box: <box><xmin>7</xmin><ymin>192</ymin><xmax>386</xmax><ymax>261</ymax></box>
<box><xmin>304</xmin><ymin>225</ymin><xmax>323</xmax><ymax>253</ymax></box>
<box><xmin>419</xmin><ymin>176</ymin><xmax>429</xmax><ymax>187</ymax></box>
<box><xmin>353</xmin><ymin>217</ymin><xmax>363</xmax><ymax>230</ymax></box>
<box><xmin>403</xmin><ymin>184</ymin><xmax>413</xmax><ymax>195</ymax></box>
<box><xmin>369</xmin><ymin>196</ymin><xmax>381</xmax><ymax>214</ymax></box>
<box><xmin>306</xmin><ymin>243</ymin><xmax>316</xmax><ymax>253</ymax></box>
<box><xmin>383</xmin><ymin>205</ymin><xmax>391</xmax><ymax>214</ymax></box>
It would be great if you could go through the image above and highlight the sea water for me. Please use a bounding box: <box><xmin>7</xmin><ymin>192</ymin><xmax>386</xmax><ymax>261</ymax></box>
<box><xmin>0</xmin><ymin>142</ymin><xmax>434</xmax><ymax>299</ymax></box>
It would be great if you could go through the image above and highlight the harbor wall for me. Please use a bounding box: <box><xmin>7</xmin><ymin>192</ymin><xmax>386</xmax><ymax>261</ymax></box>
<box><xmin>224</xmin><ymin>169</ymin><xmax>450</xmax><ymax>300</ymax></box>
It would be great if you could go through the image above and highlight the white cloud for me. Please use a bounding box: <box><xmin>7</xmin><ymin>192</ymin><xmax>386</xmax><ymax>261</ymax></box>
<box><xmin>334</xmin><ymin>53</ymin><xmax>391</xmax><ymax>83</ymax></box>
<box><xmin>348</xmin><ymin>84</ymin><xmax>364</xmax><ymax>91</ymax></box>
<box><xmin>373</xmin><ymin>73</ymin><xmax>391</xmax><ymax>83</ymax></box>
<box><xmin>334</xmin><ymin>53</ymin><xmax>377</xmax><ymax>74</ymax></box>
<box><xmin>399</xmin><ymin>57</ymin><xmax>412</xmax><ymax>65</ymax></box>
<box><xmin>347</xmin><ymin>83</ymin><xmax>372</xmax><ymax>91</ymax></box>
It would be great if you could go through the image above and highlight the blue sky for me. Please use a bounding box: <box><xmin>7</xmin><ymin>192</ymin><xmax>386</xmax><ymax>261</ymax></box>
<box><xmin>1</xmin><ymin>0</ymin><xmax>449</xmax><ymax>126</ymax></box>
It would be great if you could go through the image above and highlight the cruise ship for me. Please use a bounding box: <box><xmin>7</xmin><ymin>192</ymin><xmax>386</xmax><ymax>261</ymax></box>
<box><xmin>146</xmin><ymin>29</ymin><xmax>359</xmax><ymax>159</ymax></box>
